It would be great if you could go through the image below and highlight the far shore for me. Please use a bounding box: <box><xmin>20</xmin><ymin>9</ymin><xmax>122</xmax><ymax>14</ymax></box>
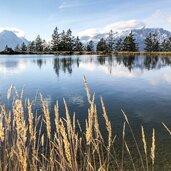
<box><xmin>1</xmin><ymin>50</ymin><xmax>171</xmax><ymax>56</ymax></box>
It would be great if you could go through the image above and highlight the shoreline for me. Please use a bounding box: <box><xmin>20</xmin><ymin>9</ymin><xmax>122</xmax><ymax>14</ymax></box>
<box><xmin>1</xmin><ymin>51</ymin><xmax>171</xmax><ymax>56</ymax></box>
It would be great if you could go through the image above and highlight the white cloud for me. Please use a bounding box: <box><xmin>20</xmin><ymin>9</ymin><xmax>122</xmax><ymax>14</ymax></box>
<box><xmin>103</xmin><ymin>20</ymin><xmax>145</xmax><ymax>33</ymax></box>
<box><xmin>44</xmin><ymin>96</ymin><xmax>52</xmax><ymax>107</ymax></box>
<box><xmin>78</xmin><ymin>28</ymin><xmax>100</xmax><ymax>38</ymax></box>
<box><xmin>141</xmin><ymin>67</ymin><xmax>171</xmax><ymax>86</ymax></box>
<box><xmin>80</xmin><ymin>61</ymin><xmax>171</xmax><ymax>86</ymax></box>
<box><xmin>151</xmin><ymin>10</ymin><xmax>162</xmax><ymax>18</ymax></box>
<box><xmin>79</xmin><ymin>62</ymin><xmax>140</xmax><ymax>78</ymax></box>
<box><xmin>59</xmin><ymin>2</ymin><xmax>81</xmax><ymax>9</ymax></box>
<box><xmin>167</xmin><ymin>16</ymin><xmax>171</xmax><ymax>23</ymax></box>
<box><xmin>0</xmin><ymin>27</ymin><xmax>26</xmax><ymax>37</ymax></box>
<box><xmin>144</xmin><ymin>10</ymin><xmax>164</xmax><ymax>25</ymax></box>
<box><xmin>78</xmin><ymin>20</ymin><xmax>145</xmax><ymax>38</ymax></box>
<box><xmin>68</xmin><ymin>95</ymin><xmax>84</xmax><ymax>106</ymax></box>
<box><xmin>163</xmin><ymin>73</ymin><xmax>171</xmax><ymax>83</ymax></box>
<box><xmin>0</xmin><ymin>59</ymin><xmax>26</xmax><ymax>74</ymax></box>
<box><xmin>144</xmin><ymin>10</ymin><xmax>171</xmax><ymax>30</ymax></box>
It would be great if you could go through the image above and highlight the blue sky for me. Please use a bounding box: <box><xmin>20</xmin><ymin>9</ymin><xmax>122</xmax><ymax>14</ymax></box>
<box><xmin>0</xmin><ymin>0</ymin><xmax>171</xmax><ymax>40</ymax></box>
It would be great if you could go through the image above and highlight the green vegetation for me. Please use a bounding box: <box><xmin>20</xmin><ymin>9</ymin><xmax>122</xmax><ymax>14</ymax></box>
<box><xmin>27</xmin><ymin>28</ymin><xmax>85</xmax><ymax>53</ymax></box>
<box><xmin>97</xmin><ymin>38</ymin><xmax>107</xmax><ymax>52</ymax></box>
<box><xmin>144</xmin><ymin>33</ymin><xmax>160</xmax><ymax>52</ymax></box>
<box><xmin>122</xmin><ymin>32</ymin><xmax>139</xmax><ymax>52</ymax></box>
<box><xmin>86</xmin><ymin>40</ymin><xmax>94</xmax><ymax>52</ymax></box>
<box><xmin>0</xmin><ymin>78</ymin><xmax>171</xmax><ymax>170</ymax></box>
<box><xmin>1</xmin><ymin>27</ymin><xmax>171</xmax><ymax>55</ymax></box>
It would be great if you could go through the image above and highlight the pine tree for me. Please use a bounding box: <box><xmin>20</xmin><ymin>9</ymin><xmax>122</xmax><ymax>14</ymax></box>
<box><xmin>161</xmin><ymin>37</ymin><xmax>171</xmax><ymax>52</ymax></box>
<box><xmin>21</xmin><ymin>42</ymin><xmax>27</xmax><ymax>51</ymax></box>
<box><xmin>161</xmin><ymin>39</ymin><xmax>167</xmax><ymax>52</ymax></box>
<box><xmin>42</xmin><ymin>40</ymin><xmax>50</xmax><ymax>52</ymax></box>
<box><xmin>4</xmin><ymin>45</ymin><xmax>9</xmax><ymax>51</ymax></box>
<box><xmin>86</xmin><ymin>40</ymin><xmax>94</xmax><ymax>52</ymax></box>
<box><xmin>65</xmin><ymin>29</ymin><xmax>74</xmax><ymax>51</ymax></box>
<box><xmin>106</xmin><ymin>30</ymin><xmax>115</xmax><ymax>52</ymax></box>
<box><xmin>144</xmin><ymin>33</ymin><xmax>153</xmax><ymax>52</ymax></box>
<box><xmin>51</xmin><ymin>27</ymin><xmax>60</xmax><ymax>51</ymax></box>
<box><xmin>15</xmin><ymin>44</ymin><xmax>20</xmax><ymax>51</ymax></box>
<box><xmin>96</xmin><ymin>38</ymin><xmax>107</xmax><ymax>51</ymax></box>
<box><xmin>144</xmin><ymin>33</ymin><xmax>160</xmax><ymax>52</ymax></box>
<box><xmin>152</xmin><ymin>33</ymin><xmax>160</xmax><ymax>52</ymax></box>
<box><xmin>58</xmin><ymin>30</ymin><xmax>66</xmax><ymax>51</ymax></box>
<box><xmin>123</xmin><ymin>32</ymin><xmax>138</xmax><ymax>51</ymax></box>
<box><xmin>73</xmin><ymin>36</ymin><xmax>84</xmax><ymax>51</ymax></box>
<box><xmin>115</xmin><ymin>38</ymin><xmax>123</xmax><ymax>51</ymax></box>
<box><xmin>35</xmin><ymin>35</ymin><xmax>43</xmax><ymax>51</ymax></box>
<box><xmin>28</xmin><ymin>41</ymin><xmax>35</xmax><ymax>52</ymax></box>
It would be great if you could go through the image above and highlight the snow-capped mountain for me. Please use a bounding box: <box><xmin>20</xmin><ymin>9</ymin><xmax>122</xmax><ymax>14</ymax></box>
<box><xmin>80</xmin><ymin>28</ymin><xmax>171</xmax><ymax>51</ymax></box>
<box><xmin>0</xmin><ymin>30</ymin><xmax>29</xmax><ymax>51</ymax></box>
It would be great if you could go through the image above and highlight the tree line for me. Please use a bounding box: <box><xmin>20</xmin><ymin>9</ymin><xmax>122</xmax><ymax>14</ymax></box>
<box><xmin>5</xmin><ymin>27</ymin><xmax>171</xmax><ymax>53</ymax></box>
<box><xmin>96</xmin><ymin>31</ymin><xmax>171</xmax><ymax>52</ymax></box>
<box><xmin>13</xmin><ymin>27</ymin><xmax>90</xmax><ymax>53</ymax></box>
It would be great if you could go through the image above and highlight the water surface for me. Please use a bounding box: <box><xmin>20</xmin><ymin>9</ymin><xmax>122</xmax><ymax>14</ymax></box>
<box><xmin>0</xmin><ymin>55</ymin><xmax>170</xmax><ymax>124</ymax></box>
<box><xmin>0</xmin><ymin>55</ymin><xmax>171</xmax><ymax>167</ymax></box>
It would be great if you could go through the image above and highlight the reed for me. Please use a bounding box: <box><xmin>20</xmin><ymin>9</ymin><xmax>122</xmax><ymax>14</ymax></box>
<box><xmin>151</xmin><ymin>129</ymin><xmax>155</xmax><ymax>171</ymax></box>
<box><xmin>40</xmin><ymin>94</ymin><xmax>51</xmax><ymax>140</ymax></box>
<box><xmin>125</xmin><ymin>141</ymin><xmax>136</xmax><ymax>171</ymax></box>
<box><xmin>121</xmin><ymin>109</ymin><xmax>145</xmax><ymax>170</ymax></box>
<box><xmin>141</xmin><ymin>126</ymin><xmax>148</xmax><ymax>171</ymax></box>
<box><xmin>0</xmin><ymin>115</ymin><xmax>4</xmax><ymax>142</ymax></box>
<box><xmin>0</xmin><ymin>78</ymin><xmax>170</xmax><ymax>171</ymax></box>
<box><xmin>162</xmin><ymin>122</ymin><xmax>171</xmax><ymax>136</ymax></box>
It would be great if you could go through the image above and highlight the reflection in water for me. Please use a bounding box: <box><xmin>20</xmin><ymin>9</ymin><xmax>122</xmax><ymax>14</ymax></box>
<box><xmin>1</xmin><ymin>55</ymin><xmax>171</xmax><ymax>78</ymax></box>
<box><xmin>53</xmin><ymin>57</ymin><xmax>80</xmax><ymax>76</ymax></box>
<box><xmin>97</xmin><ymin>56</ymin><xmax>106</xmax><ymax>65</ymax></box>
<box><xmin>53</xmin><ymin>58</ymin><xmax>74</xmax><ymax>76</ymax></box>
<box><xmin>114</xmin><ymin>56</ymin><xmax>171</xmax><ymax>71</ymax></box>
<box><xmin>32</xmin><ymin>56</ymin><xmax>171</xmax><ymax>77</ymax></box>
<box><xmin>0</xmin><ymin>55</ymin><xmax>171</xmax><ymax>130</ymax></box>
<box><xmin>0</xmin><ymin>55</ymin><xmax>171</xmax><ymax>168</ymax></box>
<box><xmin>32</xmin><ymin>59</ymin><xmax>46</xmax><ymax>69</ymax></box>
<box><xmin>0</xmin><ymin>58</ymin><xmax>27</xmax><ymax>74</ymax></box>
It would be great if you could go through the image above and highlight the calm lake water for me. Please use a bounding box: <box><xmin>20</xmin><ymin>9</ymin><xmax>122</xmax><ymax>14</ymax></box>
<box><xmin>0</xmin><ymin>55</ymin><xmax>171</xmax><ymax>167</ymax></box>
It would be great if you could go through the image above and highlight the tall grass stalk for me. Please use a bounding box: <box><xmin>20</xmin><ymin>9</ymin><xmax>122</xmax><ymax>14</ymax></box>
<box><xmin>162</xmin><ymin>122</ymin><xmax>171</xmax><ymax>136</ymax></box>
<box><xmin>121</xmin><ymin>109</ymin><xmax>145</xmax><ymax>170</ymax></box>
<box><xmin>141</xmin><ymin>126</ymin><xmax>148</xmax><ymax>171</ymax></box>
<box><xmin>151</xmin><ymin>129</ymin><xmax>155</xmax><ymax>171</ymax></box>
<box><xmin>0</xmin><ymin>78</ymin><xmax>168</xmax><ymax>170</ymax></box>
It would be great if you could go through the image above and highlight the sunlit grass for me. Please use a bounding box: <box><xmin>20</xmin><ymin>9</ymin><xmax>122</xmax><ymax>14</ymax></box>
<box><xmin>113</xmin><ymin>51</ymin><xmax>171</xmax><ymax>56</ymax></box>
<box><xmin>0</xmin><ymin>77</ymin><xmax>170</xmax><ymax>170</ymax></box>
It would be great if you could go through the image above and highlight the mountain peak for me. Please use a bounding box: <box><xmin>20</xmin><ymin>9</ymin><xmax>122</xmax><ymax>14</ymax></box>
<box><xmin>0</xmin><ymin>30</ymin><xmax>29</xmax><ymax>51</ymax></box>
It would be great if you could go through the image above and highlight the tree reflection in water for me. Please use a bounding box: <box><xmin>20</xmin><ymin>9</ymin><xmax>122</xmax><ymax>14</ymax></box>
<box><xmin>53</xmin><ymin>57</ymin><xmax>80</xmax><ymax>76</ymax></box>
<box><xmin>32</xmin><ymin>59</ymin><xmax>46</xmax><ymax>69</ymax></box>
<box><xmin>32</xmin><ymin>55</ymin><xmax>171</xmax><ymax>77</ymax></box>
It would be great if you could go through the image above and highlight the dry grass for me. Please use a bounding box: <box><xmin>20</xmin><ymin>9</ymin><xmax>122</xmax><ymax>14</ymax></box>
<box><xmin>151</xmin><ymin>129</ymin><xmax>155</xmax><ymax>171</ymax></box>
<box><xmin>162</xmin><ymin>122</ymin><xmax>171</xmax><ymax>136</ymax></box>
<box><xmin>0</xmin><ymin>77</ymin><xmax>169</xmax><ymax>171</ymax></box>
<box><xmin>141</xmin><ymin>126</ymin><xmax>148</xmax><ymax>171</ymax></box>
<box><xmin>113</xmin><ymin>51</ymin><xmax>171</xmax><ymax>57</ymax></box>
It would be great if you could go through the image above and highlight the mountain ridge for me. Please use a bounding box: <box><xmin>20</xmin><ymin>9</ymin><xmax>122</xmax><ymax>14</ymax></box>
<box><xmin>0</xmin><ymin>28</ymin><xmax>171</xmax><ymax>52</ymax></box>
<box><xmin>80</xmin><ymin>28</ymin><xmax>171</xmax><ymax>51</ymax></box>
<box><xmin>0</xmin><ymin>30</ymin><xmax>29</xmax><ymax>51</ymax></box>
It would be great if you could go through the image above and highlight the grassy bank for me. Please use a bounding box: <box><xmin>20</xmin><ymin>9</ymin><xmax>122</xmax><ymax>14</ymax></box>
<box><xmin>0</xmin><ymin>78</ymin><xmax>171</xmax><ymax>170</ymax></box>
<box><xmin>1</xmin><ymin>50</ymin><xmax>171</xmax><ymax>56</ymax></box>
<box><xmin>0</xmin><ymin>51</ymin><xmax>96</xmax><ymax>55</ymax></box>
<box><xmin>112</xmin><ymin>51</ymin><xmax>171</xmax><ymax>56</ymax></box>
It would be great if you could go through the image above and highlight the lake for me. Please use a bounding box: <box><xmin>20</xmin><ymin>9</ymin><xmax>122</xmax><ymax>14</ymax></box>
<box><xmin>0</xmin><ymin>54</ymin><xmax>171</xmax><ymax>167</ymax></box>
